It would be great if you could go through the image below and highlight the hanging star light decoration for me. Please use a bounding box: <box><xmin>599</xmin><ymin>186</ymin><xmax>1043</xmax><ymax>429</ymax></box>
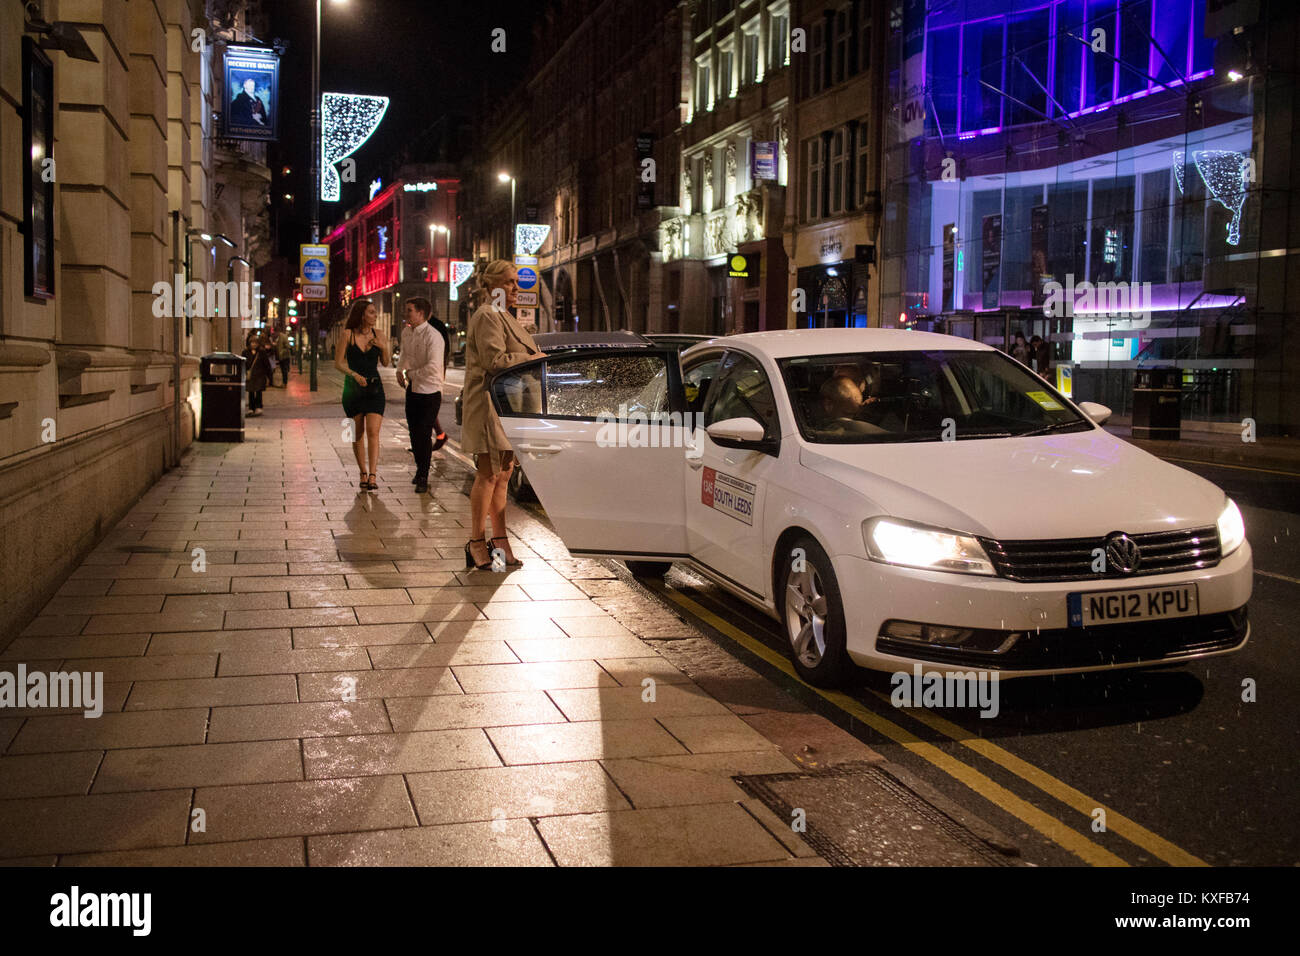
<box><xmin>1171</xmin><ymin>150</ymin><xmax>1186</xmax><ymax>194</ymax></box>
<box><xmin>1193</xmin><ymin>150</ymin><xmax>1250</xmax><ymax>246</ymax></box>
<box><xmin>514</xmin><ymin>223</ymin><xmax>551</xmax><ymax>256</ymax></box>
<box><xmin>321</xmin><ymin>93</ymin><xmax>390</xmax><ymax>202</ymax></box>
<box><xmin>449</xmin><ymin>260</ymin><xmax>476</xmax><ymax>301</ymax></box>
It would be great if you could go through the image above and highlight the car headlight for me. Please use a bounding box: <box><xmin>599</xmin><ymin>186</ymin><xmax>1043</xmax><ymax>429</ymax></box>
<box><xmin>862</xmin><ymin>517</ymin><xmax>996</xmax><ymax>575</ymax></box>
<box><xmin>1217</xmin><ymin>498</ymin><xmax>1246</xmax><ymax>557</ymax></box>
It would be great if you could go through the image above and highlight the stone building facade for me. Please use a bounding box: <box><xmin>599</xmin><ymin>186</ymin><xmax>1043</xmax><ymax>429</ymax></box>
<box><xmin>787</xmin><ymin>0</ymin><xmax>882</xmax><ymax>329</ymax></box>
<box><xmin>666</xmin><ymin>0</ymin><xmax>793</xmax><ymax>335</ymax></box>
<box><xmin>0</xmin><ymin>0</ymin><xmax>267</xmax><ymax>638</ymax></box>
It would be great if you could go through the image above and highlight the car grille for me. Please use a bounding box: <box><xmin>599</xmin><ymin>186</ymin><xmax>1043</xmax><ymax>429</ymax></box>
<box><xmin>981</xmin><ymin>526</ymin><xmax>1221</xmax><ymax>582</ymax></box>
<box><xmin>875</xmin><ymin>607</ymin><xmax>1248</xmax><ymax>671</ymax></box>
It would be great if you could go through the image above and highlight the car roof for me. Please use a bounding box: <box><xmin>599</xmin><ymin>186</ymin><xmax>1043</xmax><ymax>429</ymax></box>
<box><xmin>683</xmin><ymin>328</ymin><xmax>996</xmax><ymax>359</ymax></box>
<box><xmin>533</xmin><ymin>331</ymin><xmax>651</xmax><ymax>350</ymax></box>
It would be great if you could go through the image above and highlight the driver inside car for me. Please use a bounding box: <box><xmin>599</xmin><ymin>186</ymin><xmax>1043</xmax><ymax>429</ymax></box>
<box><xmin>818</xmin><ymin>375</ymin><xmax>885</xmax><ymax>435</ymax></box>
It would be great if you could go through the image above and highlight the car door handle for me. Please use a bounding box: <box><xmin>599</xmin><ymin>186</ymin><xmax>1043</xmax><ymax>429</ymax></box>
<box><xmin>517</xmin><ymin>442</ymin><xmax>563</xmax><ymax>455</ymax></box>
<box><xmin>685</xmin><ymin>450</ymin><xmax>704</xmax><ymax>470</ymax></box>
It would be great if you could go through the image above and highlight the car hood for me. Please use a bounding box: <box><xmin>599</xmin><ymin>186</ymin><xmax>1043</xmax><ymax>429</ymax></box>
<box><xmin>797</xmin><ymin>428</ymin><xmax>1227</xmax><ymax>540</ymax></box>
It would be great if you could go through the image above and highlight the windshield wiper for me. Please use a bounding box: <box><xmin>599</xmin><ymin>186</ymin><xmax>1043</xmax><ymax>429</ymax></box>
<box><xmin>1016</xmin><ymin>420</ymin><xmax>1091</xmax><ymax>437</ymax></box>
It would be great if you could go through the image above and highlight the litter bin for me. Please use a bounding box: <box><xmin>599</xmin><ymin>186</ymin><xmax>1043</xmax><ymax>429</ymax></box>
<box><xmin>199</xmin><ymin>352</ymin><xmax>246</xmax><ymax>442</ymax></box>
<box><xmin>1132</xmin><ymin>366</ymin><xmax>1181</xmax><ymax>440</ymax></box>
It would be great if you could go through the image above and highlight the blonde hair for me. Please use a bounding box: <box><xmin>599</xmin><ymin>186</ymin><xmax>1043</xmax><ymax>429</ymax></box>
<box><xmin>477</xmin><ymin>258</ymin><xmax>515</xmax><ymax>292</ymax></box>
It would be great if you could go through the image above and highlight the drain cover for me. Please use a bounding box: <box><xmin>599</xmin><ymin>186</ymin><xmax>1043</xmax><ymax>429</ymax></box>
<box><xmin>735</xmin><ymin>762</ymin><xmax>1016</xmax><ymax>867</ymax></box>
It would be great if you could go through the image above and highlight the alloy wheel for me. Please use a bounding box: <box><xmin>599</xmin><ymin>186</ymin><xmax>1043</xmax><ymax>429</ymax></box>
<box><xmin>785</xmin><ymin>565</ymin><xmax>829</xmax><ymax>668</ymax></box>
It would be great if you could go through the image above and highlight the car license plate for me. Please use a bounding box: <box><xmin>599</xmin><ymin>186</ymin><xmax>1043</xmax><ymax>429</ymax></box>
<box><xmin>1067</xmin><ymin>584</ymin><xmax>1199</xmax><ymax>628</ymax></box>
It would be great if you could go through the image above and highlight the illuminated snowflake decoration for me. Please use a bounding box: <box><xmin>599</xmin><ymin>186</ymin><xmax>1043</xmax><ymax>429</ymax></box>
<box><xmin>449</xmin><ymin>260</ymin><xmax>476</xmax><ymax>301</ymax></box>
<box><xmin>514</xmin><ymin>223</ymin><xmax>551</xmax><ymax>256</ymax></box>
<box><xmin>321</xmin><ymin>92</ymin><xmax>390</xmax><ymax>202</ymax></box>
<box><xmin>1171</xmin><ymin>148</ymin><xmax>1249</xmax><ymax>245</ymax></box>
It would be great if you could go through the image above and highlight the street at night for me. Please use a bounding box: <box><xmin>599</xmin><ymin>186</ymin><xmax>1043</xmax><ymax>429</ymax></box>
<box><xmin>1</xmin><ymin>0</ymin><xmax>1297</xmax><ymax>937</ymax></box>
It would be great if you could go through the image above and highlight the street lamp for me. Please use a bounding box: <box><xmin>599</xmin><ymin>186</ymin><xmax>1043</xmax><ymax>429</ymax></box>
<box><xmin>226</xmin><ymin>255</ymin><xmax>252</xmax><ymax>351</ymax></box>
<box><xmin>310</xmin><ymin>0</ymin><xmax>349</xmax><ymax>392</ymax></box>
<box><xmin>184</xmin><ymin>229</ymin><xmax>215</xmax><ymax>338</ymax></box>
<box><xmin>497</xmin><ymin>171</ymin><xmax>516</xmax><ymax>256</ymax></box>
<box><xmin>430</xmin><ymin>223</ymin><xmax>451</xmax><ymax>323</ymax></box>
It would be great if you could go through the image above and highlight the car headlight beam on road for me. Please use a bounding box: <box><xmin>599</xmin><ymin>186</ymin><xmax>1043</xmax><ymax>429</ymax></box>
<box><xmin>1217</xmin><ymin>498</ymin><xmax>1246</xmax><ymax>557</ymax></box>
<box><xmin>863</xmin><ymin>517</ymin><xmax>996</xmax><ymax>576</ymax></box>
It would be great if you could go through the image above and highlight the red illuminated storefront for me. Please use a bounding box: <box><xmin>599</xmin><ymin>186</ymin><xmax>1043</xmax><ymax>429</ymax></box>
<box><xmin>324</xmin><ymin>165</ymin><xmax>461</xmax><ymax>340</ymax></box>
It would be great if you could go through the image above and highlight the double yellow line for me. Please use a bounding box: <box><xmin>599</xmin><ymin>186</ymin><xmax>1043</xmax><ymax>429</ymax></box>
<box><xmin>656</xmin><ymin>585</ymin><xmax>1208</xmax><ymax>868</ymax></box>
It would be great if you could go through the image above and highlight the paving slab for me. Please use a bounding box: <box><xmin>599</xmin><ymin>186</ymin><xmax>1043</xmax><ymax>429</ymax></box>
<box><xmin>0</xmin><ymin>376</ymin><xmax>1013</xmax><ymax>866</ymax></box>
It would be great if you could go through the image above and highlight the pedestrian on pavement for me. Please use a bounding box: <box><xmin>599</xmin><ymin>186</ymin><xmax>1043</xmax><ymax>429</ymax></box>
<box><xmin>426</xmin><ymin>308</ymin><xmax>452</xmax><ymax>452</ymax></box>
<box><xmin>460</xmin><ymin>259</ymin><xmax>541</xmax><ymax>570</ymax></box>
<box><xmin>275</xmin><ymin>327</ymin><xmax>291</xmax><ymax>386</ymax></box>
<box><xmin>335</xmin><ymin>298</ymin><xmax>391</xmax><ymax>491</ymax></box>
<box><xmin>1029</xmin><ymin>334</ymin><xmax>1051</xmax><ymax>378</ymax></box>
<box><xmin>1011</xmin><ymin>331</ymin><xmax>1029</xmax><ymax>364</ymax></box>
<box><xmin>397</xmin><ymin>296</ymin><xmax>444</xmax><ymax>494</ymax></box>
<box><xmin>242</xmin><ymin>334</ymin><xmax>274</xmax><ymax>417</ymax></box>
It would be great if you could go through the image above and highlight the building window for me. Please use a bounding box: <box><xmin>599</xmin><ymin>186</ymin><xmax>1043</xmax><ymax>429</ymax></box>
<box><xmin>695</xmin><ymin>55</ymin><xmax>712</xmax><ymax>114</ymax></box>
<box><xmin>769</xmin><ymin>4</ymin><xmax>790</xmax><ymax>70</ymax></box>
<box><xmin>854</xmin><ymin>122</ymin><xmax>870</xmax><ymax>207</ymax></box>
<box><xmin>742</xmin><ymin>20</ymin><xmax>760</xmax><ymax>86</ymax></box>
<box><xmin>809</xmin><ymin>21</ymin><xmax>826</xmax><ymax>95</ymax></box>
<box><xmin>833</xmin><ymin>7</ymin><xmax>850</xmax><ymax>85</ymax></box>
<box><xmin>805</xmin><ymin>137</ymin><xmax>823</xmax><ymax>220</ymax></box>
<box><xmin>828</xmin><ymin>129</ymin><xmax>847</xmax><ymax>215</ymax></box>
<box><xmin>854</xmin><ymin>0</ymin><xmax>871</xmax><ymax>73</ymax></box>
<box><xmin>714</xmin><ymin>145</ymin><xmax>727</xmax><ymax>210</ymax></box>
<box><xmin>719</xmin><ymin>44</ymin><xmax>735</xmax><ymax>99</ymax></box>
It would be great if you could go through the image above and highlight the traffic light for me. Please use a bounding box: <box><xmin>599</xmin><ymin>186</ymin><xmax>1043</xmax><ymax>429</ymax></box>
<box><xmin>290</xmin><ymin>315</ymin><xmax>298</xmax><ymax>325</ymax></box>
<box><xmin>295</xmin><ymin>292</ymin><xmax>303</xmax><ymax>302</ymax></box>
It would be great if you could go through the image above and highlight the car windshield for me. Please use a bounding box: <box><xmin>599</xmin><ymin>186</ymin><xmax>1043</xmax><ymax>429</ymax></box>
<box><xmin>778</xmin><ymin>349</ymin><xmax>1091</xmax><ymax>443</ymax></box>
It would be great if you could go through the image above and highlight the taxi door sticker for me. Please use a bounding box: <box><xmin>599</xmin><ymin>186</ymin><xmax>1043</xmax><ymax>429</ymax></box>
<box><xmin>1025</xmin><ymin>390</ymin><xmax>1064</xmax><ymax>411</ymax></box>
<box><xmin>701</xmin><ymin>466</ymin><xmax>756</xmax><ymax>526</ymax></box>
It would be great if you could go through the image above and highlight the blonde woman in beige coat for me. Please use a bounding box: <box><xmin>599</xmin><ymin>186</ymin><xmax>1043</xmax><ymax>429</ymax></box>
<box><xmin>461</xmin><ymin>259</ymin><xmax>541</xmax><ymax>569</ymax></box>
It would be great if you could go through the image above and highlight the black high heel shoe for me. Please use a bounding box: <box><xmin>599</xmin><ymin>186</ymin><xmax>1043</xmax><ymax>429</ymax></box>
<box><xmin>490</xmin><ymin>536</ymin><xmax>523</xmax><ymax>567</ymax></box>
<box><xmin>464</xmin><ymin>537</ymin><xmax>491</xmax><ymax>570</ymax></box>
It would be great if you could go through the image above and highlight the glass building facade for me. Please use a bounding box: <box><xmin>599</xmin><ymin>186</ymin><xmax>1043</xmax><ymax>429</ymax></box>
<box><xmin>881</xmin><ymin>0</ymin><xmax>1300</xmax><ymax>434</ymax></box>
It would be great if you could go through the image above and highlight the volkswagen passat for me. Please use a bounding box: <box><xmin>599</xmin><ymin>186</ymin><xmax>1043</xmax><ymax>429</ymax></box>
<box><xmin>487</xmin><ymin>329</ymin><xmax>1251</xmax><ymax>687</ymax></box>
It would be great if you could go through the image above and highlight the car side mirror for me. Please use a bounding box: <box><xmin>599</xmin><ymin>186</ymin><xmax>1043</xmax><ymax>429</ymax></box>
<box><xmin>1078</xmin><ymin>401</ymin><xmax>1112</xmax><ymax>425</ymax></box>
<box><xmin>706</xmin><ymin>417</ymin><xmax>766</xmax><ymax>443</ymax></box>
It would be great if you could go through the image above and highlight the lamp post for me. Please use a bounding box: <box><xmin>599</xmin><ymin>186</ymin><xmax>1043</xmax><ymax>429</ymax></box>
<box><xmin>430</xmin><ymin>223</ymin><xmax>450</xmax><ymax>322</ymax></box>
<box><xmin>497</xmin><ymin>171</ymin><xmax>515</xmax><ymax>257</ymax></box>
<box><xmin>226</xmin><ymin>256</ymin><xmax>251</xmax><ymax>351</ymax></box>
<box><xmin>309</xmin><ymin>0</ymin><xmax>346</xmax><ymax>390</ymax></box>
<box><xmin>183</xmin><ymin>230</ymin><xmax>211</xmax><ymax>344</ymax></box>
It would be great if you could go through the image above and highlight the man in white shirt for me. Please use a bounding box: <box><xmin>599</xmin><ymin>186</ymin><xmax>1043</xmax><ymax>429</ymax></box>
<box><xmin>397</xmin><ymin>296</ymin><xmax>445</xmax><ymax>493</ymax></box>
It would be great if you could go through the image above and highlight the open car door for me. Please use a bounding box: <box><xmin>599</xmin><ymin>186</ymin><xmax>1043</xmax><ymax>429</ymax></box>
<box><xmin>487</xmin><ymin>347</ymin><xmax>690</xmax><ymax>561</ymax></box>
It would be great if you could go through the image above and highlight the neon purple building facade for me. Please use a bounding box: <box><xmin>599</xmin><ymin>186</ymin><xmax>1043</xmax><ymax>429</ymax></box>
<box><xmin>880</xmin><ymin>0</ymin><xmax>1300</xmax><ymax>434</ymax></box>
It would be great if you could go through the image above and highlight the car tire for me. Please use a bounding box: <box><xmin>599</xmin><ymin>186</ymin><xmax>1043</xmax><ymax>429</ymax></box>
<box><xmin>625</xmin><ymin>560</ymin><xmax>672</xmax><ymax>578</ymax></box>
<box><xmin>780</xmin><ymin>536</ymin><xmax>856</xmax><ymax>688</ymax></box>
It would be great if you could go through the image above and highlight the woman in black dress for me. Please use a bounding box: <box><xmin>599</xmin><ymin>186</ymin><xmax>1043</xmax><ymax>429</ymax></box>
<box><xmin>334</xmin><ymin>299</ymin><xmax>391</xmax><ymax>490</ymax></box>
<box><xmin>242</xmin><ymin>334</ymin><xmax>274</xmax><ymax>417</ymax></box>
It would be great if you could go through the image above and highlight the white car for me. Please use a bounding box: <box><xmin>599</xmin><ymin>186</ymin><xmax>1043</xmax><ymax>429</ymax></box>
<box><xmin>487</xmin><ymin>329</ymin><xmax>1252</xmax><ymax>687</ymax></box>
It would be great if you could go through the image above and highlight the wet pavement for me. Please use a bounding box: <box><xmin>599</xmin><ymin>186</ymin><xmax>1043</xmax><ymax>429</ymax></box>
<box><xmin>0</xmin><ymin>362</ymin><xmax>1011</xmax><ymax>866</ymax></box>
